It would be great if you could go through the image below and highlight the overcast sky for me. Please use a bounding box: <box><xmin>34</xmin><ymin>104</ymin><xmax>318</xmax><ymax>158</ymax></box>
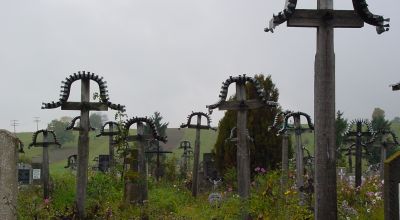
<box><xmin>1</xmin><ymin>0</ymin><xmax>399</xmax><ymax>132</ymax></box>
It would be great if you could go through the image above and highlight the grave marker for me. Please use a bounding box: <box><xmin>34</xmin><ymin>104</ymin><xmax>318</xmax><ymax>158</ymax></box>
<box><xmin>145</xmin><ymin>142</ymin><xmax>172</xmax><ymax>181</ymax></box>
<box><xmin>18</xmin><ymin>163</ymin><xmax>32</xmax><ymax>185</ymax></box>
<box><xmin>179</xmin><ymin>140</ymin><xmax>192</xmax><ymax>177</ymax></box>
<box><xmin>180</xmin><ymin>111</ymin><xmax>216</xmax><ymax>197</ymax></box>
<box><xmin>41</xmin><ymin>71</ymin><xmax>125</xmax><ymax>218</ymax></box>
<box><xmin>207</xmin><ymin>75</ymin><xmax>277</xmax><ymax>199</ymax></box>
<box><xmin>265</xmin><ymin>1</ymin><xmax>389</xmax><ymax>217</ymax></box>
<box><xmin>124</xmin><ymin>117</ymin><xmax>167</xmax><ymax>204</ymax></box>
<box><xmin>29</xmin><ymin>129</ymin><xmax>61</xmax><ymax>199</ymax></box>
<box><xmin>0</xmin><ymin>130</ymin><xmax>18</xmax><ymax>220</ymax></box>
<box><xmin>96</xmin><ymin>121</ymin><xmax>122</xmax><ymax>170</ymax></box>
<box><xmin>343</xmin><ymin>119</ymin><xmax>375</xmax><ymax>187</ymax></box>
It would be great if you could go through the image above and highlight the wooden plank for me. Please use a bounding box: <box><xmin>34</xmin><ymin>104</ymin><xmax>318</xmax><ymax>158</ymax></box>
<box><xmin>192</xmin><ymin>115</ymin><xmax>202</xmax><ymax>197</ymax></box>
<box><xmin>42</xmin><ymin>133</ymin><xmax>50</xmax><ymax>200</ymax></box>
<box><xmin>76</xmin><ymin>78</ymin><xmax>90</xmax><ymax>219</ymax></box>
<box><xmin>218</xmin><ymin>99</ymin><xmax>267</xmax><ymax>110</ymax></box>
<box><xmin>61</xmin><ymin>102</ymin><xmax>108</xmax><ymax>111</ymax></box>
<box><xmin>137</xmin><ymin>122</ymin><xmax>148</xmax><ymax>202</ymax></box>
<box><xmin>287</xmin><ymin>9</ymin><xmax>364</xmax><ymax>28</ymax></box>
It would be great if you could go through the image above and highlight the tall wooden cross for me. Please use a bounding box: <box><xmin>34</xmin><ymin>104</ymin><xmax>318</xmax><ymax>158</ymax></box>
<box><xmin>145</xmin><ymin>142</ymin><xmax>172</xmax><ymax>181</ymax></box>
<box><xmin>42</xmin><ymin>71</ymin><xmax>124</xmax><ymax>218</ymax></box>
<box><xmin>96</xmin><ymin>121</ymin><xmax>122</xmax><ymax>170</ymax></box>
<box><xmin>265</xmin><ymin>0</ymin><xmax>389</xmax><ymax>217</ymax></box>
<box><xmin>207</xmin><ymin>75</ymin><xmax>277</xmax><ymax>199</ymax></box>
<box><xmin>180</xmin><ymin>112</ymin><xmax>216</xmax><ymax>197</ymax></box>
<box><xmin>124</xmin><ymin>117</ymin><xmax>167</xmax><ymax>204</ymax></box>
<box><xmin>29</xmin><ymin>129</ymin><xmax>61</xmax><ymax>199</ymax></box>
<box><xmin>343</xmin><ymin>119</ymin><xmax>375</xmax><ymax>188</ymax></box>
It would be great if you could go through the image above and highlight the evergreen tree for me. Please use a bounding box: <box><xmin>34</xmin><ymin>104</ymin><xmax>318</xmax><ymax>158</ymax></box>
<box><xmin>212</xmin><ymin>74</ymin><xmax>281</xmax><ymax>176</ymax></box>
<box><xmin>336</xmin><ymin>111</ymin><xmax>348</xmax><ymax>166</ymax></box>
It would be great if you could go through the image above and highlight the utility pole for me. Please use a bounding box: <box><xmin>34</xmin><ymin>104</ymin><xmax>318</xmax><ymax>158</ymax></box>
<box><xmin>33</xmin><ymin>117</ymin><xmax>40</xmax><ymax>131</ymax></box>
<box><xmin>10</xmin><ymin>120</ymin><xmax>19</xmax><ymax>134</ymax></box>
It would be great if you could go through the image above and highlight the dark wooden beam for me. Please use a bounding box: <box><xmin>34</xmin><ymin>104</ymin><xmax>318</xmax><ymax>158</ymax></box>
<box><xmin>61</xmin><ymin>102</ymin><xmax>108</xmax><ymax>111</ymax></box>
<box><xmin>287</xmin><ymin>9</ymin><xmax>364</xmax><ymax>28</ymax></box>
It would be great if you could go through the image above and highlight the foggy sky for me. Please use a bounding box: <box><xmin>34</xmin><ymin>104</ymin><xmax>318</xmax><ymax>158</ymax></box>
<box><xmin>1</xmin><ymin>0</ymin><xmax>399</xmax><ymax>132</ymax></box>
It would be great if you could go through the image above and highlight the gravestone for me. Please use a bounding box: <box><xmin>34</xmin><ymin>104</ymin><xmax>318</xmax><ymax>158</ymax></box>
<box><xmin>203</xmin><ymin>153</ymin><xmax>218</xmax><ymax>180</ymax></box>
<box><xmin>98</xmin><ymin>155</ymin><xmax>110</xmax><ymax>172</ymax></box>
<box><xmin>18</xmin><ymin>163</ymin><xmax>32</xmax><ymax>185</ymax></box>
<box><xmin>31</xmin><ymin>157</ymin><xmax>43</xmax><ymax>185</ymax></box>
<box><xmin>0</xmin><ymin>130</ymin><xmax>18</xmax><ymax>220</ymax></box>
<box><xmin>384</xmin><ymin>151</ymin><xmax>400</xmax><ymax>220</ymax></box>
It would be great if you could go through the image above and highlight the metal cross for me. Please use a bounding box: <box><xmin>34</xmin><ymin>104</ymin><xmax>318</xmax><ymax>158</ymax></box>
<box><xmin>343</xmin><ymin>119</ymin><xmax>375</xmax><ymax>187</ymax></box>
<box><xmin>180</xmin><ymin>111</ymin><xmax>216</xmax><ymax>197</ymax></box>
<box><xmin>145</xmin><ymin>142</ymin><xmax>172</xmax><ymax>181</ymax></box>
<box><xmin>265</xmin><ymin>1</ymin><xmax>389</xmax><ymax>218</ymax></box>
<box><xmin>41</xmin><ymin>71</ymin><xmax>124</xmax><ymax>219</ymax></box>
<box><xmin>29</xmin><ymin>129</ymin><xmax>61</xmax><ymax>199</ymax></box>
<box><xmin>96</xmin><ymin>121</ymin><xmax>122</xmax><ymax>170</ymax></box>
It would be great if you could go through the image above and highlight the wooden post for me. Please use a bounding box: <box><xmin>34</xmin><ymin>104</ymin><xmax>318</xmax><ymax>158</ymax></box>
<box><xmin>381</xmin><ymin>145</ymin><xmax>386</xmax><ymax>179</ymax></box>
<box><xmin>294</xmin><ymin>115</ymin><xmax>304</xmax><ymax>202</ymax></box>
<box><xmin>76</xmin><ymin>78</ymin><xmax>90</xmax><ymax>219</ymax></box>
<box><xmin>348</xmin><ymin>150</ymin><xmax>353</xmax><ymax>174</ymax></box>
<box><xmin>192</xmin><ymin>115</ymin><xmax>202</xmax><ymax>197</ymax></box>
<box><xmin>281</xmin><ymin>134</ymin><xmax>289</xmax><ymax>194</ymax></box>
<box><xmin>236</xmin><ymin>83</ymin><xmax>250</xmax><ymax>199</ymax></box>
<box><xmin>355</xmin><ymin>122</ymin><xmax>362</xmax><ymax>188</ymax></box>
<box><xmin>42</xmin><ymin>132</ymin><xmax>50</xmax><ymax>200</ymax></box>
<box><xmin>109</xmin><ymin>123</ymin><xmax>115</xmax><ymax>170</ymax></box>
<box><xmin>137</xmin><ymin>122</ymin><xmax>148</xmax><ymax>202</ymax></box>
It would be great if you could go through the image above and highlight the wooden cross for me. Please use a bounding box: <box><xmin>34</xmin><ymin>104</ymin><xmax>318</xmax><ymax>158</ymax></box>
<box><xmin>96</xmin><ymin>121</ymin><xmax>122</xmax><ymax>170</ymax></box>
<box><xmin>265</xmin><ymin>1</ymin><xmax>389</xmax><ymax>217</ymax></box>
<box><xmin>180</xmin><ymin>112</ymin><xmax>216</xmax><ymax>197</ymax></box>
<box><xmin>376</xmin><ymin>130</ymin><xmax>398</xmax><ymax>179</ymax></box>
<box><xmin>207</xmin><ymin>75</ymin><xmax>277</xmax><ymax>199</ymax></box>
<box><xmin>225</xmin><ymin>127</ymin><xmax>254</xmax><ymax>144</ymax></box>
<box><xmin>145</xmin><ymin>142</ymin><xmax>172</xmax><ymax>181</ymax></box>
<box><xmin>124</xmin><ymin>117</ymin><xmax>167</xmax><ymax>204</ymax></box>
<box><xmin>42</xmin><ymin>71</ymin><xmax>124</xmax><ymax>218</ymax></box>
<box><xmin>29</xmin><ymin>129</ymin><xmax>61</xmax><ymax>199</ymax></box>
<box><xmin>343</xmin><ymin>119</ymin><xmax>375</xmax><ymax>187</ymax></box>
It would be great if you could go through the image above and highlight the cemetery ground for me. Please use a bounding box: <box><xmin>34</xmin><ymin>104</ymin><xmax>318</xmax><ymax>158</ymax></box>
<box><xmin>14</xmin><ymin>124</ymin><xmax>391</xmax><ymax>219</ymax></box>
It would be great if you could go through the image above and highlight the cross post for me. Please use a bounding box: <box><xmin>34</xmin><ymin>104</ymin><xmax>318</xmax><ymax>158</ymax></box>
<box><xmin>41</xmin><ymin>71</ymin><xmax>124</xmax><ymax>218</ymax></box>
<box><xmin>97</xmin><ymin>121</ymin><xmax>122</xmax><ymax>170</ymax></box>
<box><xmin>145</xmin><ymin>143</ymin><xmax>172</xmax><ymax>181</ymax></box>
<box><xmin>180</xmin><ymin>112</ymin><xmax>216</xmax><ymax>197</ymax></box>
<box><xmin>265</xmin><ymin>0</ymin><xmax>389</xmax><ymax>217</ymax></box>
<box><xmin>29</xmin><ymin>130</ymin><xmax>61</xmax><ymax>199</ymax></box>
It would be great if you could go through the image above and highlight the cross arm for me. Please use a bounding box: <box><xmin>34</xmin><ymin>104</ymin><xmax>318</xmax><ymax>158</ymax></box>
<box><xmin>287</xmin><ymin>9</ymin><xmax>364</xmax><ymax>28</ymax></box>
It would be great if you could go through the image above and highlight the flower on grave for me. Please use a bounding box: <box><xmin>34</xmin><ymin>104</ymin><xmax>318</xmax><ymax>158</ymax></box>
<box><xmin>260</xmin><ymin>168</ymin><xmax>266</xmax><ymax>173</ymax></box>
<box><xmin>255</xmin><ymin>167</ymin><xmax>261</xmax><ymax>172</ymax></box>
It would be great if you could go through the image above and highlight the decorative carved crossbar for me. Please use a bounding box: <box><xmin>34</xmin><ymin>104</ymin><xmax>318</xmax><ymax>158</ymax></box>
<box><xmin>29</xmin><ymin>129</ymin><xmax>61</xmax><ymax>148</ymax></box>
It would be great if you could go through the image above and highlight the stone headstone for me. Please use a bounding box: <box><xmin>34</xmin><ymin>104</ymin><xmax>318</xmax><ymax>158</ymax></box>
<box><xmin>0</xmin><ymin>130</ymin><xmax>18</xmax><ymax>220</ymax></box>
<box><xmin>18</xmin><ymin>163</ymin><xmax>32</xmax><ymax>185</ymax></box>
<box><xmin>384</xmin><ymin>151</ymin><xmax>400</xmax><ymax>220</ymax></box>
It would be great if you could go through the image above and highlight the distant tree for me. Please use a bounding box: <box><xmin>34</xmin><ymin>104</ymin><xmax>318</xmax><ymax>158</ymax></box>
<box><xmin>89</xmin><ymin>113</ymin><xmax>108</xmax><ymax>130</ymax></box>
<box><xmin>212</xmin><ymin>74</ymin><xmax>282</xmax><ymax>176</ymax></box>
<box><xmin>336</xmin><ymin>111</ymin><xmax>348</xmax><ymax>166</ymax></box>
<box><xmin>368</xmin><ymin>108</ymin><xmax>391</xmax><ymax>165</ymax></box>
<box><xmin>48</xmin><ymin>118</ymin><xmax>75</xmax><ymax>145</ymax></box>
<box><xmin>391</xmin><ymin>116</ymin><xmax>400</xmax><ymax>124</ymax></box>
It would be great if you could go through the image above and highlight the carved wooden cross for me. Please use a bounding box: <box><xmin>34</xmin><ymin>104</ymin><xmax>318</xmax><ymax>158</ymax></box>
<box><xmin>96</xmin><ymin>121</ymin><xmax>122</xmax><ymax>170</ymax></box>
<box><xmin>124</xmin><ymin>117</ymin><xmax>167</xmax><ymax>204</ymax></box>
<box><xmin>42</xmin><ymin>71</ymin><xmax>124</xmax><ymax>218</ymax></box>
<box><xmin>29</xmin><ymin>129</ymin><xmax>61</xmax><ymax>199</ymax></box>
<box><xmin>180</xmin><ymin>112</ymin><xmax>216</xmax><ymax>197</ymax></box>
<box><xmin>265</xmin><ymin>1</ymin><xmax>389</xmax><ymax>217</ymax></box>
<box><xmin>207</xmin><ymin>75</ymin><xmax>277</xmax><ymax>199</ymax></box>
<box><xmin>343</xmin><ymin>119</ymin><xmax>375</xmax><ymax>187</ymax></box>
<box><xmin>145</xmin><ymin>142</ymin><xmax>172</xmax><ymax>181</ymax></box>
